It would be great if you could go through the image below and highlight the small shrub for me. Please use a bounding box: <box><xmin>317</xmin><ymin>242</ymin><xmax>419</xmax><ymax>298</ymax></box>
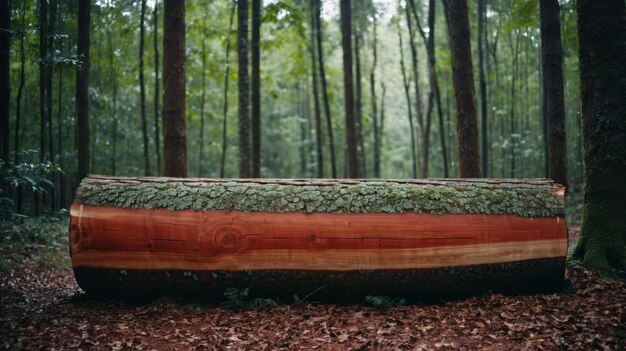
<box><xmin>365</xmin><ymin>295</ymin><xmax>406</xmax><ymax>312</ymax></box>
<box><xmin>223</xmin><ymin>287</ymin><xmax>279</xmax><ymax>309</ymax></box>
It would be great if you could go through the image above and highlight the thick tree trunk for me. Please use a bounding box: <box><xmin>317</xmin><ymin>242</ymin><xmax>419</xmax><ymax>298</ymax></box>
<box><xmin>443</xmin><ymin>0</ymin><xmax>481</xmax><ymax>178</ymax></box>
<box><xmin>574</xmin><ymin>0</ymin><xmax>626</xmax><ymax>273</ymax></box>
<box><xmin>0</xmin><ymin>0</ymin><xmax>9</xmax><ymax>161</ymax></box>
<box><xmin>539</xmin><ymin>0</ymin><xmax>567</xmax><ymax>188</ymax></box>
<box><xmin>354</xmin><ymin>28</ymin><xmax>365</xmax><ymax>177</ymax></box>
<box><xmin>162</xmin><ymin>0</ymin><xmax>187</xmax><ymax>178</ymax></box>
<box><xmin>139</xmin><ymin>0</ymin><xmax>151</xmax><ymax>176</ymax></box>
<box><xmin>76</xmin><ymin>0</ymin><xmax>91</xmax><ymax>180</ymax></box>
<box><xmin>220</xmin><ymin>3</ymin><xmax>236</xmax><ymax>178</ymax></box>
<box><xmin>251</xmin><ymin>0</ymin><xmax>261</xmax><ymax>178</ymax></box>
<box><xmin>315</xmin><ymin>0</ymin><xmax>336</xmax><ymax>178</ymax></box>
<box><xmin>340</xmin><ymin>0</ymin><xmax>359</xmax><ymax>178</ymax></box>
<box><xmin>70</xmin><ymin>176</ymin><xmax>567</xmax><ymax>298</ymax></box>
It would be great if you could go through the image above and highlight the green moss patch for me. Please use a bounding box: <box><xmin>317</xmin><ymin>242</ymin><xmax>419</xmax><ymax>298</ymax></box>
<box><xmin>74</xmin><ymin>177</ymin><xmax>564</xmax><ymax>217</ymax></box>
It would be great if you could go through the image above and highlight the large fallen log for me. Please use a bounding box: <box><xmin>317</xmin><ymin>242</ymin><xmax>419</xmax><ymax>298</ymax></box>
<box><xmin>70</xmin><ymin>176</ymin><xmax>567</xmax><ymax>299</ymax></box>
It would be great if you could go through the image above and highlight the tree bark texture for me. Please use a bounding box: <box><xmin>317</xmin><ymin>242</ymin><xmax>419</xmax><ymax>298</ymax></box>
<box><xmin>0</xmin><ymin>0</ymin><xmax>9</xmax><ymax>160</ymax></box>
<box><xmin>478</xmin><ymin>0</ymin><xmax>488</xmax><ymax>177</ymax></box>
<box><xmin>251</xmin><ymin>0</ymin><xmax>261</xmax><ymax>178</ymax></box>
<box><xmin>70</xmin><ymin>176</ymin><xmax>567</xmax><ymax>298</ymax></box>
<box><xmin>162</xmin><ymin>0</ymin><xmax>188</xmax><ymax>178</ymax></box>
<box><xmin>443</xmin><ymin>0</ymin><xmax>481</xmax><ymax>178</ymax></box>
<box><xmin>237</xmin><ymin>0</ymin><xmax>251</xmax><ymax>178</ymax></box>
<box><xmin>340</xmin><ymin>0</ymin><xmax>359</xmax><ymax>178</ymax></box>
<box><xmin>220</xmin><ymin>2</ymin><xmax>236</xmax><ymax>178</ymax></box>
<box><xmin>315</xmin><ymin>0</ymin><xmax>336</xmax><ymax>178</ymax></box>
<box><xmin>309</xmin><ymin>0</ymin><xmax>323</xmax><ymax>178</ymax></box>
<box><xmin>153</xmin><ymin>2</ymin><xmax>162</xmax><ymax>175</ymax></box>
<box><xmin>574</xmin><ymin>0</ymin><xmax>626</xmax><ymax>273</ymax></box>
<box><xmin>539</xmin><ymin>0</ymin><xmax>567</xmax><ymax>188</ymax></box>
<box><xmin>39</xmin><ymin>0</ymin><xmax>47</xmax><ymax>163</ymax></box>
<box><xmin>139</xmin><ymin>0</ymin><xmax>151</xmax><ymax>176</ymax></box>
<box><xmin>76</xmin><ymin>0</ymin><xmax>91</xmax><ymax>180</ymax></box>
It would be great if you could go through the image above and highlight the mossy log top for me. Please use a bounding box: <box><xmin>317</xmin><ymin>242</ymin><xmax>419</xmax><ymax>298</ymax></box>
<box><xmin>74</xmin><ymin>175</ymin><xmax>565</xmax><ymax>217</ymax></box>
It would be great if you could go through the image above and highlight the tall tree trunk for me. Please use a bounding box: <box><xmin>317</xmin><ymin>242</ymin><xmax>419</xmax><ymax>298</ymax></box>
<box><xmin>539</xmin><ymin>0</ymin><xmax>567</xmax><ymax>188</ymax></box>
<box><xmin>509</xmin><ymin>31</ymin><xmax>520</xmax><ymax>178</ymax></box>
<box><xmin>154</xmin><ymin>1</ymin><xmax>161</xmax><ymax>175</ymax></box>
<box><xmin>371</xmin><ymin>18</ymin><xmax>379</xmax><ymax>178</ymax></box>
<box><xmin>442</xmin><ymin>0</ymin><xmax>481</xmax><ymax>178</ymax></box>
<box><xmin>220</xmin><ymin>2</ymin><xmax>236</xmax><ymax>178</ymax></box>
<box><xmin>379</xmin><ymin>82</ymin><xmax>386</xmax><ymax>175</ymax></box>
<box><xmin>574</xmin><ymin>0</ymin><xmax>626</xmax><ymax>273</ymax></box>
<box><xmin>353</xmin><ymin>21</ymin><xmax>365</xmax><ymax>177</ymax></box>
<box><xmin>39</xmin><ymin>0</ymin><xmax>47</xmax><ymax>163</ymax></box>
<box><xmin>397</xmin><ymin>24</ymin><xmax>417</xmax><ymax>178</ymax></box>
<box><xmin>139</xmin><ymin>0</ymin><xmax>151</xmax><ymax>176</ymax></box>
<box><xmin>14</xmin><ymin>0</ymin><xmax>26</xmax><ymax>166</ymax></box>
<box><xmin>340</xmin><ymin>0</ymin><xmax>359</xmax><ymax>178</ymax></box>
<box><xmin>404</xmin><ymin>2</ymin><xmax>423</xmax><ymax>177</ymax></box>
<box><xmin>477</xmin><ymin>0</ymin><xmax>488</xmax><ymax>177</ymax></box>
<box><xmin>162</xmin><ymin>0</ymin><xmax>188</xmax><ymax>178</ymax></box>
<box><xmin>251</xmin><ymin>0</ymin><xmax>261</xmax><ymax>178</ymax></box>
<box><xmin>47</xmin><ymin>0</ymin><xmax>56</xmax><ymax>165</ymax></box>
<box><xmin>315</xmin><ymin>0</ymin><xmax>336</xmax><ymax>178</ymax></box>
<box><xmin>198</xmin><ymin>17</ymin><xmax>207</xmax><ymax>177</ymax></box>
<box><xmin>0</xmin><ymin>0</ymin><xmax>9</xmax><ymax>161</ymax></box>
<box><xmin>76</xmin><ymin>0</ymin><xmax>90</xmax><ymax>180</ymax></box>
<box><xmin>309</xmin><ymin>0</ymin><xmax>323</xmax><ymax>178</ymax></box>
<box><xmin>237</xmin><ymin>0</ymin><xmax>251</xmax><ymax>178</ymax></box>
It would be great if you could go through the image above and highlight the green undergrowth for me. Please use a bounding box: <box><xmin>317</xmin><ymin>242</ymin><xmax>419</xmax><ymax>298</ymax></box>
<box><xmin>0</xmin><ymin>212</ymin><xmax>71</xmax><ymax>271</ymax></box>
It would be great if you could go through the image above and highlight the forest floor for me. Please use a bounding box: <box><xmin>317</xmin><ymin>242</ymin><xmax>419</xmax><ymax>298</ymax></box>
<box><xmin>0</xmin><ymin>221</ymin><xmax>624</xmax><ymax>351</ymax></box>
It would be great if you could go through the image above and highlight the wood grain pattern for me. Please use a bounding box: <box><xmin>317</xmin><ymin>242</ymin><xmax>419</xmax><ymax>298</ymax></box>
<box><xmin>70</xmin><ymin>204</ymin><xmax>567</xmax><ymax>272</ymax></box>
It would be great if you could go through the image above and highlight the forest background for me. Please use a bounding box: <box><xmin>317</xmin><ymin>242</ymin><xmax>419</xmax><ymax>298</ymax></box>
<box><xmin>0</xmin><ymin>0</ymin><xmax>582</xmax><ymax>221</ymax></box>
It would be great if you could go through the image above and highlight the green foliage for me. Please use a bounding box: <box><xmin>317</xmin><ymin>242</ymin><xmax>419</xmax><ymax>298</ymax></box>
<box><xmin>0</xmin><ymin>154</ymin><xmax>63</xmax><ymax>219</ymax></box>
<box><xmin>0</xmin><ymin>213</ymin><xmax>69</xmax><ymax>250</ymax></box>
<box><xmin>364</xmin><ymin>295</ymin><xmax>406</xmax><ymax>312</ymax></box>
<box><xmin>223</xmin><ymin>287</ymin><xmax>279</xmax><ymax>309</ymax></box>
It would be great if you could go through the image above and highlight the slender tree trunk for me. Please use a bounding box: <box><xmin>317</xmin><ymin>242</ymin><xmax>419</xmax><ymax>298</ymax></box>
<box><xmin>478</xmin><ymin>0</ymin><xmax>488</xmax><ymax>177</ymax></box>
<box><xmin>573</xmin><ymin>0</ymin><xmax>626</xmax><ymax>273</ymax></box>
<box><xmin>154</xmin><ymin>1</ymin><xmax>161</xmax><ymax>175</ymax></box>
<box><xmin>162</xmin><ymin>0</ymin><xmax>188</xmax><ymax>178</ymax></box>
<box><xmin>354</xmin><ymin>24</ymin><xmax>365</xmax><ymax>177</ymax></box>
<box><xmin>39</xmin><ymin>0</ymin><xmax>47</xmax><ymax>163</ymax></box>
<box><xmin>309</xmin><ymin>0</ymin><xmax>323</xmax><ymax>178</ymax></box>
<box><xmin>340</xmin><ymin>0</ymin><xmax>359</xmax><ymax>178</ymax></box>
<box><xmin>442</xmin><ymin>0</ymin><xmax>481</xmax><ymax>178</ymax></box>
<box><xmin>0</xmin><ymin>0</ymin><xmax>9</xmax><ymax>161</ymax></box>
<box><xmin>540</xmin><ymin>0</ymin><xmax>567</xmax><ymax>188</ymax></box>
<box><xmin>220</xmin><ymin>2</ymin><xmax>236</xmax><ymax>178</ymax></box>
<box><xmin>198</xmin><ymin>18</ymin><xmax>207</xmax><ymax>177</ymax></box>
<box><xmin>251</xmin><ymin>0</ymin><xmax>261</xmax><ymax>178</ymax></box>
<box><xmin>379</xmin><ymin>82</ymin><xmax>386</xmax><ymax>176</ymax></box>
<box><xmin>47</xmin><ymin>0</ymin><xmax>56</xmax><ymax>165</ymax></box>
<box><xmin>398</xmin><ymin>24</ymin><xmax>417</xmax><ymax>178</ymax></box>
<box><xmin>315</xmin><ymin>0</ymin><xmax>336</xmax><ymax>178</ymax></box>
<box><xmin>371</xmin><ymin>18</ymin><xmax>379</xmax><ymax>178</ymax></box>
<box><xmin>509</xmin><ymin>32</ymin><xmax>520</xmax><ymax>178</ymax></box>
<box><xmin>14</xmin><ymin>0</ymin><xmax>26</xmax><ymax>166</ymax></box>
<box><xmin>139</xmin><ymin>0</ymin><xmax>151</xmax><ymax>176</ymax></box>
<box><xmin>76</xmin><ymin>0</ymin><xmax>91</xmax><ymax>180</ymax></box>
<box><xmin>404</xmin><ymin>3</ymin><xmax>423</xmax><ymax>177</ymax></box>
<box><xmin>237</xmin><ymin>0</ymin><xmax>251</xmax><ymax>178</ymax></box>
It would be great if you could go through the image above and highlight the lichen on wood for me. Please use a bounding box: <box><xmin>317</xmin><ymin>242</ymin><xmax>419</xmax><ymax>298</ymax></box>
<box><xmin>73</xmin><ymin>176</ymin><xmax>564</xmax><ymax>217</ymax></box>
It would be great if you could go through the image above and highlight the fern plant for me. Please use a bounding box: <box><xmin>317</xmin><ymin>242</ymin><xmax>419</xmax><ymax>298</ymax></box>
<box><xmin>365</xmin><ymin>295</ymin><xmax>406</xmax><ymax>312</ymax></box>
<box><xmin>223</xmin><ymin>287</ymin><xmax>278</xmax><ymax>309</ymax></box>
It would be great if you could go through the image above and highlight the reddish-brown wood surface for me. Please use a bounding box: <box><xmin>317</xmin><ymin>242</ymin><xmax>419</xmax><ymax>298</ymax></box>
<box><xmin>70</xmin><ymin>204</ymin><xmax>567</xmax><ymax>272</ymax></box>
